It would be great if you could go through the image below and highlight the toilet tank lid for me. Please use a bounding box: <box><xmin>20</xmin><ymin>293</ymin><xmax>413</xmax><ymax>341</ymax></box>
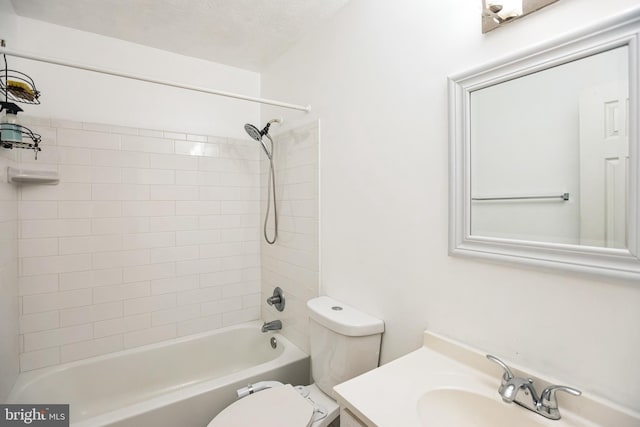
<box><xmin>307</xmin><ymin>296</ymin><xmax>384</xmax><ymax>337</ymax></box>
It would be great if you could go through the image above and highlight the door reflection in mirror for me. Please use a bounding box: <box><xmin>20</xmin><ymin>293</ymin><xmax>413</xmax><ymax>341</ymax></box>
<box><xmin>470</xmin><ymin>46</ymin><xmax>629</xmax><ymax>248</ymax></box>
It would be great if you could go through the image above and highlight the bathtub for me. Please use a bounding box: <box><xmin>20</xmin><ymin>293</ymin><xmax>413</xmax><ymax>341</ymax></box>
<box><xmin>7</xmin><ymin>321</ymin><xmax>310</xmax><ymax>427</ymax></box>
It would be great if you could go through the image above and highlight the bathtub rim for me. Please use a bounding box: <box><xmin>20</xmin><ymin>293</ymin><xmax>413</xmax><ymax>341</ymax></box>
<box><xmin>8</xmin><ymin>321</ymin><xmax>309</xmax><ymax>426</ymax></box>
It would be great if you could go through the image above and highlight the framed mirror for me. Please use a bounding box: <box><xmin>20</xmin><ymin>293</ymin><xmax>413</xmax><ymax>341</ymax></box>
<box><xmin>449</xmin><ymin>9</ymin><xmax>640</xmax><ymax>279</ymax></box>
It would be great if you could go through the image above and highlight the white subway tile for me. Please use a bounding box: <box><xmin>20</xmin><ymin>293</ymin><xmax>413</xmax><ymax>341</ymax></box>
<box><xmin>199</xmin><ymin>242</ymin><xmax>244</xmax><ymax>258</ymax></box>
<box><xmin>20</xmin><ymin>348</ymin><xmax>60</xmax><ymax>371</ymax></box>
<box><xmin>123</xmin><ymin>294</ymin><xmax>176</xmax><ymax>316</ymax></box>
<box><xmin>89</xmin><ymin>166</ymin><xmax>122</xmax><ymax>183</ymax></box>
<box><xmin>175</xmin><ymin>229</ymin><xmax>220</xmax><ymax>246</ymax></box>
<box><xmin>222</xmin><ymin>307</ymin><xmax>260</xmax><ymax>327</ymax></box>
<box><xmin>175</xmin><ymin>201</ymin><xmax>221</xmax><ymax>216</ymax></box>
<box><xmin>18</xmin><ymin>201</ymin><xmax>58</xmax><ymax>219</ymax></box>
<box><xmin>19</xmin><ymin>238</ymin><xmax>58</xmax><ymax>257</ymax></box>
<box><xmin>91</xmin><ymin>183</ymin><xmax>150</xmax><ymax>201</ymax></box>
<box><xmin>59</xmin><ymin>165</ymin><xmax>91</xmax><ymax>182</ymax></box>
<box><xmin>60</xmin><ymin>335</ymin><xmax>123</xmax><ymax>363</ymax></box>
<box><xmin>177</xmin><ymin>314</ymin><xmax>221</xmax><ymax>337</ymax></box>
<box><xmin>122</xmin><ymin>262</ymin><xmax>174</xmax><ymax>284</ymax></box>
<box><xmin>121</xmin><ymin>232</ymin><xmax>174</xmax><ymax>250</ymax></box>
<box><xmin>186</xmin><ymin>134</ymin><xmax>207</xmax><ymax>142</ymax></box>
<box><xmin>91</xmin><ymin>149</ymin><xmax>149</xmax><ymax>168</ymax></box>
<box><xmin>149</xmin><ymin>153</ymin><xmax>198</xmax><ymax>171</ymax></box>
<box><xmin>139</xmin><ymin>128</ymin><xmax>163</xmax><ymax>138</ymax></box>
<box><xmin>122</xmin><ymin>168</ymin><xmax>174</xmax><ymax>185</ymax></box>
<box><xmin>58</xmin><ymin>146</ymin><xmax>92</xmax><ymax>165</ymax></box>
<box><xmin>202</xmin><ymin>270</ymin><xmax>243</xmax><ymax>288</ymax></box>
<box><xmin>59</xmin><ymin>268</ymin><xmax>122</xmax><ymax>290</ymax></box>
<box><xmin>19</xmin><ymin>274</ymin><xmax>58</xmax><ymax>296</ymax></box>
<box><xmin>21</xmin><ymin>219</ymin><xmax>91</xmax><ymax>238</ymax></box>
<box><xmin>164</xmin><ymin>131</ymin><xmax>185</xmax><ymax>140</ymax></box>
<box><xmin>149</xmin><ymin>185</ymin><xmax>198</xmax><ymax>201</ymax></box>
<box><xmin>149</xmin><ymin>216</ymin><xmax>198</xmax><ymax>232</ymax></box>
<box><xmin>122</xmin><ymin>201</ymin><xmax>175</xmax><ymax>217</ymax></box>
<box><xmin>58</xmin><ymin>201</ymin><xmax>122</xmax><ymax>219</ymax></box>
<box><xmin>152</xmin><ymin>304</ymin><xmax>200</xmax><ymax>326</ymax></box>
<box><xmin>24</xmin><ymin>324</ymin><xmax>93</xmax><ymax>351</ymax></box>
<box><xmin>91</xmin><ymin>217</ymin><xmax>150</xmax><ymax>235</ymax></box>
<box><xmin>21</xmin><ymin>183</ymin><xmax>91</xmax><ymax>201</ymax></box>
<box><xmin>83</xmin><ymin>122</ymin><xmax>138</xmax><ymax>136</ymax></box>
<box><xmin>199</xmin><ymin>215</ymin><xmax>243</xmax><ymax>230</ymax></box>
<box><xmin>177</xmin><ymin>287</ymin><xmax>221</xmax><ymax>307</ymax></box>
<box><xmin>150</xmin><ymin>245</ymin><xmax>199</xmax><ymax>264</ymax></box>
<box><xmin>22</xmin><ymin>254</ymin><xmax>92</xmax><ymax>276</ymax></box>
<box><xmin>20</xmin><ymin>311</ymin><xmax>60</xmax><ymax>333</ymax></box>
<box><xmin>23</xmin><ymin>288</ymin><xmax>92</xmax><ymax>314</ymax></box>
<box><xmin>124</xmin><ymin>324</ymin><xmax>176</xmax><ymax>349</ymax></box>
<box><xmin>94</xmin><ymin>314</ymin><xmax>150</xmax><ymax>338</ymax></box>
<box><xmin>201</xmin><ymin>297</ymin><xmax>242</xmax><ymax>316</ymax></box>
<box><xmin>122</xmin><ymin>135</ymin><xmax>174</xmax><ymax>154</ymax></box>
<box><xmin>59</xmin><ymin>302</ymin><xmax>122</xmax><ymax>327</ymax></box>
<box><xmin>151</xmin><ymin>275</ymin><xmax>199</xmax><ymax>295</ymax></box>
<box><xmin>91</xmin><ymin>249</ymin><xmax>150</xmax><ymax>269</ymax></box>
<box><xmin>175</xmin><ymin>170</ymin><xmax>199</xmax><ymax>185</ymax></box>
<box><xmin>58</xmin><ymin>128</ymin><xmax>121</xmax><ymax>150</ymax></box>
<box><xmin>175</xmin><ymin>141</ymin><xmax>219</xmax><ymax>157</ymax></box>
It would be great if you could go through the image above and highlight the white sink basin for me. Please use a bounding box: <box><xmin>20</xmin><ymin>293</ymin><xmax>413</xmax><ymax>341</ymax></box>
<box><xmin>417</xmin><ymin>388</ymin><xmax>546</xmax><ymax>427</ymax></box>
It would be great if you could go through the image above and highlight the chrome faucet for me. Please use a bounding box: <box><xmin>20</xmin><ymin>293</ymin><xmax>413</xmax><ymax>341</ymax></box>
<box><xmin>486</xmin><ymin>354</ymin><xmax>581</xmax><ymax>420</ymax></box>
<box><xmin>261</xmin><ymin>320</ymin><xmax>282</xmax><ymax>333</ymax></box>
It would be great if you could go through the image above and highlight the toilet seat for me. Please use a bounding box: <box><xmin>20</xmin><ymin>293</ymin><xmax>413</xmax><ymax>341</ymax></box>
<box><xmin>208</xmin><ymin>384</ymin><xmax>315</xmax><ymax>427</ymax></box>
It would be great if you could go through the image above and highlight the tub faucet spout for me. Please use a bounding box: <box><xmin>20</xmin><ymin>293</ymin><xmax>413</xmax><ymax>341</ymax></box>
<box><xmin>261</xmin><ymin>320</ymin><xmax>282</xmax><ymax>332</ymax></box>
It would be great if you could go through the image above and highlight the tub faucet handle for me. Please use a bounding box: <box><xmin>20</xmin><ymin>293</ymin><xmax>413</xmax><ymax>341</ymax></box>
<box><xmin>266</xmin><ymin>287</ymin><xmax>285</xmax><ymax>312</ymax></box>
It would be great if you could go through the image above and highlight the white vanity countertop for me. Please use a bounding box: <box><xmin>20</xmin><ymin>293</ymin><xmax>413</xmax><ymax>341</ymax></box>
<box><xmin>333</xmin><ymin>332</ymin><xmax>640</xmax><ymax>427</ymax></box>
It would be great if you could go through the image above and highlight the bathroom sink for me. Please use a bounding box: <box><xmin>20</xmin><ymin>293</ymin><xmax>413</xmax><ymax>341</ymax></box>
<box><xmin>417</xmin><ymin>389</ymin><xmax>546</xmax><ymax>427</ymax></box>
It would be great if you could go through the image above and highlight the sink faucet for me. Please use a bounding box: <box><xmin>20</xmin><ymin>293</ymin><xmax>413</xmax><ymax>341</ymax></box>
<box><xmin>486</xmin><ymin>354</ymin><xmax>581</xmax><ymax>420</ymax></box>
<box><xmin>261</xmin><ymin>320</ymin><xmax>282</xmax><ymax>332</ymax></box>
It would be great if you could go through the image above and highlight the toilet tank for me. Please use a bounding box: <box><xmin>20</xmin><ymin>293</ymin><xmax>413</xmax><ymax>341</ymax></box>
<box><xmin>307</xmin><ymin>297</ymin><xmax>384</xmax><ymax>398</ymax></box>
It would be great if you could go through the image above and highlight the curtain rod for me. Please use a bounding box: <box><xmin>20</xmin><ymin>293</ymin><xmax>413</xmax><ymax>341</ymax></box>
<box><xmin>0</xmin><ymin>47</ymin><xmax>311</xmax><ymax>112</ymax></box>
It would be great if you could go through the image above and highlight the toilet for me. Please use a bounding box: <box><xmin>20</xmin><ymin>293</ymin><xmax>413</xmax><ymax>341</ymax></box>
<box><xmin>207</xmin><ymin>296</ymin><xmax>384</xmax><ymax>427</ymax></box>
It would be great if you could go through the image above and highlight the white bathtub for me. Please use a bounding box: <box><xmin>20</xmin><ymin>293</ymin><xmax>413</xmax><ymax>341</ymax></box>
<box><xmin>7</xmin><ymin>321</ymin><xmax>310</xmax><ymax>427</ymax></box>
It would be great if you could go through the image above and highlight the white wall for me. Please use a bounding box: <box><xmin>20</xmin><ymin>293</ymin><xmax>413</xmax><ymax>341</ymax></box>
<box><xmin>261</xmin><ymin>0</ymin><xmax>640</xmax><ymax>411</ymax></box>
<box><xmin>0</xmin><ymin>0</ymin><xmax>260</xmax><ymax>138</ymax></box>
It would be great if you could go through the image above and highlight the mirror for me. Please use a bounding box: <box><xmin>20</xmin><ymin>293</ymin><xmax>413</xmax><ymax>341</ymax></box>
<box><xmin>449</xmin><ymin>10</ymin><xmax>640</xmax><ymax>279</ymax></box>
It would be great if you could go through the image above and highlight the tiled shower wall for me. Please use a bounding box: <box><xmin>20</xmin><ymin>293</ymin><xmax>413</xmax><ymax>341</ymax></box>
<box><xmin>17</xmin><ymin>117</ymin><xmax>261</xmax><ymax>371</ymax></box>
<box><xmin>0</xmin><ymin>148</ymin><xmax>19</xmax><ymax>399</ymax></box>
<box><xmin>261</xmin><ymin>121</ymin><xmax>319</xmax><ymax>353</ymax></box>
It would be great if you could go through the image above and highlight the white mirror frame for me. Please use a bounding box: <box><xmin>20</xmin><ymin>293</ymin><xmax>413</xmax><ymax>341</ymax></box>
<box><xmin>449</xmin><ymin>8</ymin><xmax>640</xmax><ymax>280</ymax></box>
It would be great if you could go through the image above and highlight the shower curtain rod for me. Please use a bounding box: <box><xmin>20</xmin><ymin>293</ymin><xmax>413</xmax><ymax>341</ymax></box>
<box><xmin>0</xmin><ymin>47</ymin><xmax>311</xmax><ymax>112</ymax></box>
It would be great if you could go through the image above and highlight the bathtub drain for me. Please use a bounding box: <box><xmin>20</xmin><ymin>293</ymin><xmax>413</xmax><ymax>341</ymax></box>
<box><xmin>270</xmin><ymin>337</ymin><xmax>278</xmax><ymax>349</ymax></box>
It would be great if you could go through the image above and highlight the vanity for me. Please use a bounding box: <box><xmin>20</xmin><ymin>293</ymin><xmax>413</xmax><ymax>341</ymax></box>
<box><xmin>333</xmin><ymin>331</ymin><xmax>640</xmax><ymax>427</ymax></box>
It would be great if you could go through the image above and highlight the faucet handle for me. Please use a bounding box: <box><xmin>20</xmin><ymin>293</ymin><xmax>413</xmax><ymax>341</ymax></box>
<box><xmin>540</xmin><ymin>385</ymin><xmax>582</xmax><ymax>409</ymax></box>
<box><xmin>486</xmin><ymin>354</ymin><xmax>514</xmax><ymax>382</ymax></box>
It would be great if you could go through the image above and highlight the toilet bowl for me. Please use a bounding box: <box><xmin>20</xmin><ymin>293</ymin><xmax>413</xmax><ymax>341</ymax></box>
<box><xmin>207</xmin><ymin>296</ymin><xmax>384</xmax><ymax>426</ymax></box>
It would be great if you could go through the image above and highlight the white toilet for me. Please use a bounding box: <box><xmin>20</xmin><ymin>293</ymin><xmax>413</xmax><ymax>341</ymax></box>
<box><xmin>207</xmin><ymin>296</ymin><xmax>384</xmax><ymax>427</ymax></box>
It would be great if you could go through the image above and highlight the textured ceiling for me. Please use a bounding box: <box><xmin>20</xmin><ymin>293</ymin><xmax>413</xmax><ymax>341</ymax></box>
<box><xmin>9</xmin><ymin>0</ymin><xmax>350</xmax><ymax>71</ymax></box>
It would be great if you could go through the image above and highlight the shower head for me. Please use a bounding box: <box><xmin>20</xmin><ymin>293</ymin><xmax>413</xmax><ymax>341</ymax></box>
<box><xmin>244</xmin><ymin>123</ymin><xmax>263</xmax><ymax>142</ymax></box>
<box><xmin>243</xmin><ymin>118</ymin><xmax>282</xmax><ymax>159</ymax></box>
